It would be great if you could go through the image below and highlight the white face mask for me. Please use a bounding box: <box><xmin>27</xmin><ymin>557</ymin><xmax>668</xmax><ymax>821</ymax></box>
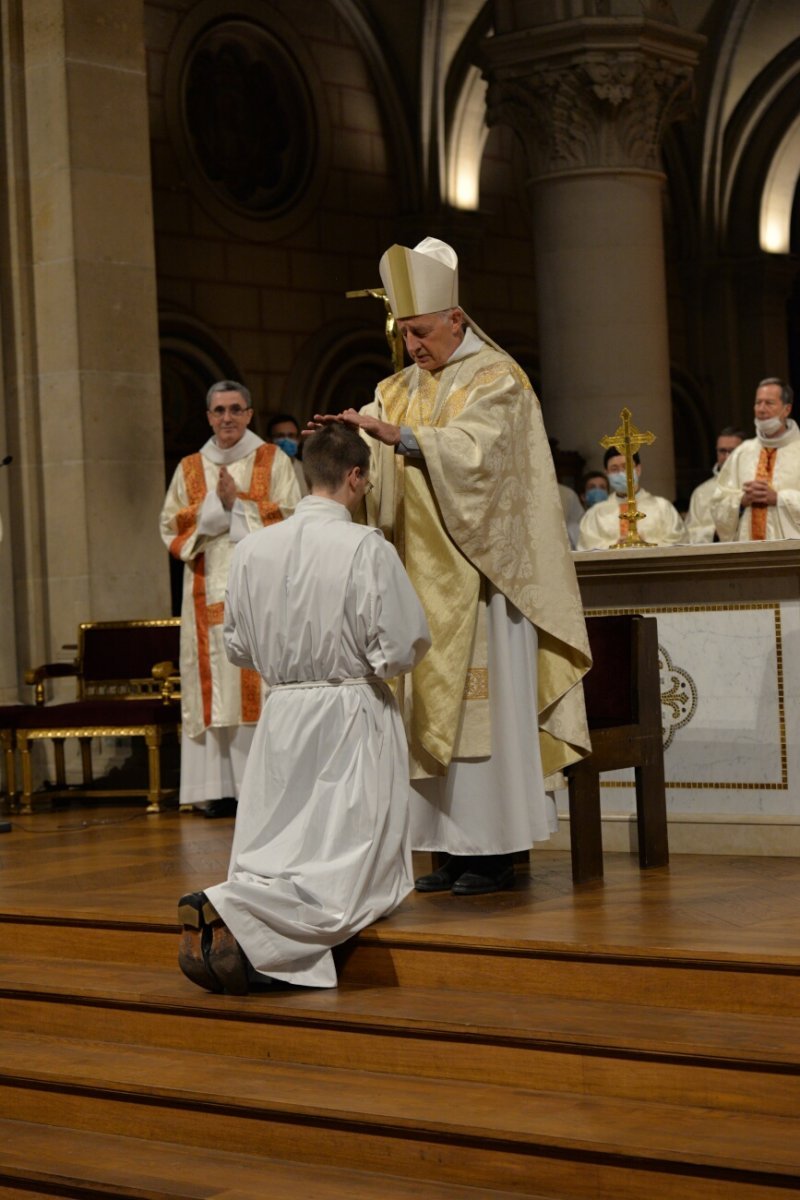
<box><xmin>755</xmin><ymin>416</ymin><xmax>785</xmax><ymax>438</ymax></box>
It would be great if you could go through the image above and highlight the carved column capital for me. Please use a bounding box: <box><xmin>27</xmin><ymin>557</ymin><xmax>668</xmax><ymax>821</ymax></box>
<box><xmin>481</xmin><ymin>20</ymin><xmax>704</xmax><ymax>180</ymax></box>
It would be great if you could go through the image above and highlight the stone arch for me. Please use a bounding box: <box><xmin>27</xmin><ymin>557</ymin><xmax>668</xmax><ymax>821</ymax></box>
<box><xmin>282</xmin><ymin>319</ymin><xmax>397</xmax><ymax>422</ymax></box>
<box><xmin>159</xmin><ymin>312</ymin><xmax>242</xmax><ymax>483</ymax></box>
<box><xmin>328</xmin><ymin>0</ymin><xmax>422</xmax><ymax>211</ymax></box>
<box><xmin>443</xmin><ymin>4</ymin><xmax>493</xmax><ymax>210</ymax></box>
<box><xmin>721</xmin><ymin>37</ymin><xmax>800</xmax><ymax>255</ymax></box>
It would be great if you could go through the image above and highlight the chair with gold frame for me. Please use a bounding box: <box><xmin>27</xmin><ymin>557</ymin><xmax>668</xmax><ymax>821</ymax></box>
<box><xmin>15</xmin><ymin>618</ymin><xmax>181</xmax><ymax>814</ymax></box>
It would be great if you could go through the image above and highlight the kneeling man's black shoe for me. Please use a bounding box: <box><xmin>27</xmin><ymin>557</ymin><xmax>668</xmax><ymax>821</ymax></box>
<box><xmin>451</xmin><ymin>854</ymin><xmax>516</xmax><ymax>896</ymax></box>
<box><xmin>414</xmin><ymin>855</ymin><xmax>474</xmax><ymax>892</ymax></box>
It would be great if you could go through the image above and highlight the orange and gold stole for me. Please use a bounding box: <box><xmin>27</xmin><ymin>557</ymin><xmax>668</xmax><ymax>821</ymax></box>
<box><xmin>751</xmin><ymin>447</ymin><xmax>777</xmax><ymax>541</ymax></box>
<box><xmin>181</xmin><ymin>445</ymin><xmax>280</xmax><ymax>726</ymax></box>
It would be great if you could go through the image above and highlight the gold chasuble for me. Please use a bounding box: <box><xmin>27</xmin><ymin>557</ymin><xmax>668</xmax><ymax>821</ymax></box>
<box><xmin>364</xmin><ymin>343</ymin><xmax>591</xmax><ymax>781</ymax></box>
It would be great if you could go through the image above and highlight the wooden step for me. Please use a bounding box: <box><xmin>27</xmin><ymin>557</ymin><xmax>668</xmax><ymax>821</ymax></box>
<box><xmin>1</xmin><ymin>1030</ymin><xmax>799</xmax><ymax>1199</ymax></box>
<box><xmin>4</xmin><ymin>911</ymin><xmax>800</xmax><ymax>1015</ymax></box>
<box><xmin>0</xmin><ymin>1117</ymin><xmax>541</xmax><ymax>1200</ymax></box>
<box><xmin>2</xmin><ymin>953</ymin><xmax>800</xmax><ymax>1117</ymax></box>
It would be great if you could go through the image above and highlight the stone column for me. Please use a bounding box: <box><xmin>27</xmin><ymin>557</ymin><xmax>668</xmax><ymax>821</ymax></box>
<box><xmin>483</xmin><ymin>9</ymin><xmax>704</xmax><ymax>497</ymax></box>
<box><xmin>0</xmin><ymin>0</ymin><xmax>169</xmax><ymax>699</ymax></box>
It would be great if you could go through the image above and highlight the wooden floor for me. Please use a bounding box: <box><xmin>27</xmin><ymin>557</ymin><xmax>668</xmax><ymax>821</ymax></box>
<box><xmin>3</xmin><ymin>802</ymin><xmax>800</xmax><ymax>962</ymax></box>
<box><xmin>1</xmin><ymin>803</ymin><xmax>800</xmax><ymax>1197</ymax></box>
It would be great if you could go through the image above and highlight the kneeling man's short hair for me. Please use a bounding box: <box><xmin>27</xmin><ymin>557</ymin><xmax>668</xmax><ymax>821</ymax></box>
<box><xmin>303</xmin><ymin>423</ymin><xmax>370</xmax><ymax>492</ymax></box>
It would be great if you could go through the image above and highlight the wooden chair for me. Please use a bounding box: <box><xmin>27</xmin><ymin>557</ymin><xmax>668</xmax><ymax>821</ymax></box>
<box><xmin>566</xmin><ymin>613</ymin><xmax>668</xmax><ymax>884</ymax></box>
<box><xmin>0</xmin><ymin>718</ymin><xmax>21</xmax><ymax>809</ymax></box>
<box><xmin>14</xmin><ymin>618</ymin><xmax>181</xmax><ymax>814</ymax></box>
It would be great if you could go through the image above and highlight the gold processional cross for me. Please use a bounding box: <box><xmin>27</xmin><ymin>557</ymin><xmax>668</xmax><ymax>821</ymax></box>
<box><xmin>345</xmin><ymin>287</ymin><xmax>404</xmax><ymax>373</ymax></box>
<box><xmin>599</xmin><ymin>408</ymin><xmax>656</xmax><ymax>548</ymax></box>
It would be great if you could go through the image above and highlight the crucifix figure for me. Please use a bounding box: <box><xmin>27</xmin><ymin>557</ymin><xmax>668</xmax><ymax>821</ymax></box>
<box><xmin>599</xmin><ymin>408</ymin><xmax>657</xmax><ymax>548</ymax></box>
<box><xmin>345</xmin><ymin>287</ymin><xmax>404</xmax><ymax>373</ymax></box>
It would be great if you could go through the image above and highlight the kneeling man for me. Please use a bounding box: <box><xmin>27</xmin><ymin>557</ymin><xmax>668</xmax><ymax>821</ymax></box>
<box><xmin>178</xmin><ymin>424</ymin><xmax>431</xmax><ymax>993</ymax></box>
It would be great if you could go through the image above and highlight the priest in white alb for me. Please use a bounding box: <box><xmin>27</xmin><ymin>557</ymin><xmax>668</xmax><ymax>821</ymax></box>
<box><xmin>577</xmin><ymin>446</ymin><xmax>686</xmax><ymax>550</ymax></box>
<box><xmin>177</xmin><ymin>424</ymin><xmax>430</xmax><ymax>993</ymax></box>
<box><xmin>310</xmin><ymin>236</ymin><xmax>591</xmax><ymax>897</ymax></box>
<box><xmin>160</xmin><ymin>380</ymin><xmax>300</xmax><ymax>816</ymax></box>
<box><xmin>711</xmin><ymin>378</ymin><xmax>800</xmax><ymax>541</ymax></box>
<box><xmin>684</xmin><ymin>426</ymin><xmax>745</xmax><ymax>543</ymax></box>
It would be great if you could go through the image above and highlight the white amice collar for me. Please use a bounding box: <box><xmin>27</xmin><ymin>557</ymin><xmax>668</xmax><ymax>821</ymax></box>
<box><xmin>756</xmin><ymin>418</ymin><xmax>800</xmax><ymax>449</ymax></box>
<box><xmin>201</xmin><ymin>428</ymin><xmax>264</xmax><ymax>465</ymax></box>
<box><xmin>446</xmin><ymin>326</ymin><xmax>484</xmax><ymax>364</ymax></box>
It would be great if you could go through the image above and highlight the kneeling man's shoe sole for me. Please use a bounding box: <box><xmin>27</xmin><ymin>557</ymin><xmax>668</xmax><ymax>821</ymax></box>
<box><xmin>177</xmin><ymin>891</ymin><xmax>250</xmax><ymax>995</ymax></box>
<box><xmin>451</xmin><ymin>865</ymin><xmax>516</xmax><ymax>896</ymax></box>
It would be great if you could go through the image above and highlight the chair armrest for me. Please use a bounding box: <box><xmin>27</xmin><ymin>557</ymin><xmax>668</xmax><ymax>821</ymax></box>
<box><xmin>24</xmin><ymin>662</ymin><xmax>78</xmax><ymax>706</ymax></box>
<box><xmin>152</xmin><ymin>660</ymin><xmax>181</xmax><ymax>705</ymax></box>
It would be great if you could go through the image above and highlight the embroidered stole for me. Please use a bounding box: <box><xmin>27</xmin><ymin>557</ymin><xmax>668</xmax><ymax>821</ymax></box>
<box><xmin>751</xmin><ymin>447</ymin><xmax>777</xmax><ymax>541</ymax></box>
<box><xmin>181</xmin><ymin>444</ymin><xmax>280</xmax><ymax>726</ymax></box>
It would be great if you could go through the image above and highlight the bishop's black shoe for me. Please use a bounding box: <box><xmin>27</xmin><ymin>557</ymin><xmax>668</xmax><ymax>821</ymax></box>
<box><xmin>451</xmin><ymin>854</ymin><xmax>516</xmax><ymax>896</ymax></box>
<box><xmin>192</xmin><ymin>798</ymin><xmax>238</xmax><ymax>819</ymax></box>
<box><xmin>414</xmin><ymin>855</ymin><xmax>474</xmax><ymax>892</ymax></box>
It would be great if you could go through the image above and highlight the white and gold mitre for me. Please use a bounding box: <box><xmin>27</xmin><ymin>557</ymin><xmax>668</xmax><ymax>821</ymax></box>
<box><xmin>378</xmin><ymin>237</ymin><xmax>459</xmax><ymax>319</ymax></box>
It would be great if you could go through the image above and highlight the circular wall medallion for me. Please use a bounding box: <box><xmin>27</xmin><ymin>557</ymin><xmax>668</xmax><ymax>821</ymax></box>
<box><xmin>164</xmin><ymin>2</ymin><xmax>329</xmax><ymax>240</ymax></box>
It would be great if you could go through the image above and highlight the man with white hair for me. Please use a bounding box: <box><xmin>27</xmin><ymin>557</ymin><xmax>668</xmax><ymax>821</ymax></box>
<box><xmin>310</xmin><ymin>238</ymin><xmax>591</xmax><ymax>895</ymax></box>
<box><xmin>711</xmin><ymin>378</ymin><xmax>800</xmax><ymax>541</ymax></box>
<box><xmin>161</xmin><ymin>380</ymin><xmax>300</xmax><ymax>816</ymax></box>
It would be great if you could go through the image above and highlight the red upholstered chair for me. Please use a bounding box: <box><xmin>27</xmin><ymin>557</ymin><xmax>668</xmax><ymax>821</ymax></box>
<box><xmin>566</xmin><ymin>613</ymin><xmax>668</xmax><ymax>884</ymax></box>
<box><xmin>15</xmin><ymin>619</ymin><xmax>181</xmax><ymax>814</ymax></box>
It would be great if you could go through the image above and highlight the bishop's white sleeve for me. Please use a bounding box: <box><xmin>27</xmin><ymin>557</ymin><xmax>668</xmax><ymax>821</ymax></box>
<box><xmin>353</xmin><ymin>534</ymin><xmax>430</xmax><ymax>678</ymax></box>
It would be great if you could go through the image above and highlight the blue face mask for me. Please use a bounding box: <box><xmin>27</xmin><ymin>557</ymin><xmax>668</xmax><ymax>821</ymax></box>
<box><xmin>273</xmin><ymin>436</ymin><xmax>298</xmax><ymax>458</ymax></box>
<box><xmin>584</xmin><ymin>486</ymin><xmax>608</xmax><ymax>507</ymax></box>
<box><xmin>607</xmin><ymin>471</ymin><xmax>629</xmax><ymax>495</ymax></box>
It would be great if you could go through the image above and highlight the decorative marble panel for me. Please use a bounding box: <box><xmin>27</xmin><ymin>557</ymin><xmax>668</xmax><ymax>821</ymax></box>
<box><xmin>586</xmin><ymin>601</ymin><xmax>800</xmax><ymax>818</ymax></box>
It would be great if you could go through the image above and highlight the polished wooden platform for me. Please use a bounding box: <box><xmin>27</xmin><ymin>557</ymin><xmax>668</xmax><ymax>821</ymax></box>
<box><xmin>1</xmin><ymin>805</ymin><xmax>800</xmax><ymax>1197</ymax></box>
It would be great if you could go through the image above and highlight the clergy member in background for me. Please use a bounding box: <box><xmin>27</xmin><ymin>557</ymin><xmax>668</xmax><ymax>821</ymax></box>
<box><xmin>711</xmin><ymin>378</ymin><xmax>800</xmax><ymax>542</ymax></box>
<box><xmin>309</xmin><ymin>236</ymin><xmax>591</xmax><ymax>897</ymax></box>
<box><xmin>177</xmin><ymin>424</ymin><xmax>430</xmax><ymax>993</ymax></box>
<box><xmin>577</xmin><ymin>446</ymin><xmax>686</xmax><ymax>550</ymax></box>
<box><xmin>579</xmin><ymin>470</ymin><xmax>609</xmax><ymax>509</ymax></box>
<box><xmin>267</xmin><ymin>411</ymin><xmax>308</xmax><ymax>497</ymax></box>
<box><xmin>685</xmin><ymin>426</ymin><xmax>746</xmax><ymax>543</ymax></box>
<box><xmin>558</xmin><ymin>481</ymin><xmax>584</xmax><ymax>548</ymax></box>
<box><xmin>160</xmin><ymin>380</ymin><xmax>301</xmax><ymax>818</ymax></box>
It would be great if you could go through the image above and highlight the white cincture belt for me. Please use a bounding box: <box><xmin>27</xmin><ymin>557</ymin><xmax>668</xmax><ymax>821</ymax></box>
<box><xmin>269</xmin><ymin>675</ymin><xmax>382</xmax><ymax>691</ymax></box>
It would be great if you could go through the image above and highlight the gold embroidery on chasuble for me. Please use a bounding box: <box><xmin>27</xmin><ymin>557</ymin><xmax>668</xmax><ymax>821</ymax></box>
<box><xmin>378</xmin><ymin>365</ymin><xmax>492</xmax><ymax>776</ymax></box>
<box><xmin>181</xmin><ymin>446</ymin><xmax>276</xmax><ymax>729</ymax></box>
<box><xmin>178</xmin><ymin>453</ymin><xmax>214</xmax><ymax>726</ymax></box>
<box><xmin>240</xmin><ymin>443</ymin><xmax>283</xmax><ymax>529</ymax></box>
<box><xmin>751</xmin><ymin>447</ymin><xmax>777</xmax><ymax>541</ymax></box>
<box><xmin>206</xmin><ymin>602</ymin><xmax>225</xmax><ymax>626</ymax></box>
<box><xmin>235</xmin><ymin>443</ymin><xmax>281</xmax><ymax>721</ymax></box>
<box><xmin>169</xmin><ymin>453</ymin><xmax>206</xmax><ymax>558</ymax></box>
<box><xmin>464</xmin><ymin>668</ymin><xmax>489</xmax><ymax>700</ymax></box>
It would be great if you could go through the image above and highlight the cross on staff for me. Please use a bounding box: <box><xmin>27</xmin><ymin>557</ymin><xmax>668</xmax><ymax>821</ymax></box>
<box><xmin>345</xmin><ymin>286</ymin><xmax>404</xmax><ymax>372</ymax></box>
<box><xmin>599</xmin><ymin>408</ymin><xmax>657</xmax><ymax>548</ymax></box>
